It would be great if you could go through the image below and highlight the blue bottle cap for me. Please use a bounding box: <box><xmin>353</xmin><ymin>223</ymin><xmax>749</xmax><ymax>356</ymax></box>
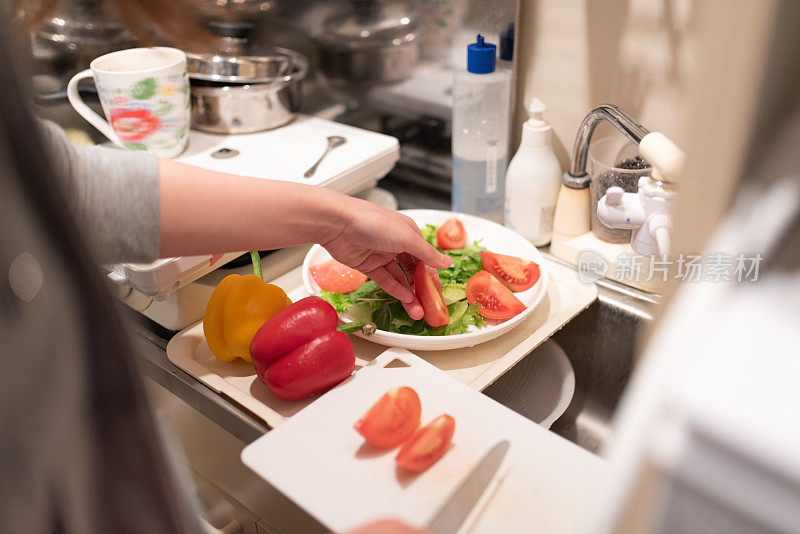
<box><xmin>467</xmin><ymin>34</ymin><xmax>496</xmax><ymax>74</ymax></box>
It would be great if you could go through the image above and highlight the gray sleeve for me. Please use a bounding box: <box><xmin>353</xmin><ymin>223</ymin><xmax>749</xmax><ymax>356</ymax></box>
<box><xmin>39</xmin><ymin>120</ymin><xmax>161</xmax><ymax>264</ymax></box>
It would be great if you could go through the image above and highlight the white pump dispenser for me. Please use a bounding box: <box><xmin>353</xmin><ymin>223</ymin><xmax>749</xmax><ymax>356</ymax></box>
<box><xmin>521</xmin><ymin>98</ymin><xmax>550</xmax><ymax>146</ymax></box>
<box><xmin>504</xmin><ymin>98</ymin><xmax>562</xmax><ymax>246</ymax></box>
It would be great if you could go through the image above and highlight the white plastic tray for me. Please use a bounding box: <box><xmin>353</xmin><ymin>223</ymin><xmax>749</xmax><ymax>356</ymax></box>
<box><xmin>166</xmin><ymin>257</ymin><xmax>597</xmax><ymax>429</ymax></box>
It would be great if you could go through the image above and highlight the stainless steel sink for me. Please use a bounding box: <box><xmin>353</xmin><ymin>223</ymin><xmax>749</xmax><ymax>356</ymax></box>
<box><xmin>485</xmin><ymin>263</ymin><xmax>658</xmax><ymax>454</ymax></box>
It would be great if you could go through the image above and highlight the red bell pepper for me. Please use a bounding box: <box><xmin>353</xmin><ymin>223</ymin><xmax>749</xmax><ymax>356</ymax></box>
<box><xmin>250</xmin><ymin>296</ymin><xmax>374</xmax><ymax>401</ymax></box>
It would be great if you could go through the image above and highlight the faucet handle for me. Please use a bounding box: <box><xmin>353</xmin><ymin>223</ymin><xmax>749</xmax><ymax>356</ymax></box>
<box><xmin>639</xmin><ymin>132</ymin><xmax>685</xmax><ymax>183</ymax></box>
<box><xmin>606</xmin><ymin>186</ymin><xmax>625</xmax><ymax>206</ymax></box>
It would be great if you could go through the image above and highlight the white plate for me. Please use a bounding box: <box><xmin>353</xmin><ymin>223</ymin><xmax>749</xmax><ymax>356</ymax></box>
<box><xmin>301</xmin><ymin>209</ymin><xmax>548</xmax><ymax>351</ymax></box>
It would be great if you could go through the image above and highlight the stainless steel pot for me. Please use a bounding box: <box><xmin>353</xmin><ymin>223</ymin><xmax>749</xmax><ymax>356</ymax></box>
<box><xmin>316</xmin><ymin>0</ymin><xmax>419</xmax><ymax>86</ymax></box>
<box><xmin>188</xmin><ymin>48</ymin><xmax>308</xmax><ymax>134</ymax></box>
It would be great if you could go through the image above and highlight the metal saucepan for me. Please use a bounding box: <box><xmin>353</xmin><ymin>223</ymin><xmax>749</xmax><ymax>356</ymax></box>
<box><xmin>316</xmin><ymin>0</ymin><xmax>418</xmax><ymax>86</ymax></box>
<box><xmin>187</xmin><ymin>47</ymin><xmax>308</xmax><ymax>134</ymax></box>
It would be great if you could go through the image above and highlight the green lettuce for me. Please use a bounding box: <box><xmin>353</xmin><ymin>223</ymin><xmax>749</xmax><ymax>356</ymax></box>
<box><xmin>421</xmin><ymin>224</ymin><xmax>438</xmax><ymax>246</ymax></box>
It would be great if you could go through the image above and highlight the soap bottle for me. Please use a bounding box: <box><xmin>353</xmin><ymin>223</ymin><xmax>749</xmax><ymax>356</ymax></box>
<box><xmin>504</xmin><ymin>98</ymin><xmax>562</xmax><ymax>246</ymax></box>
<box><xmin>452</xmin><ymin>34</ymin><xmax>512</xmax><ymax>224</ymax></box>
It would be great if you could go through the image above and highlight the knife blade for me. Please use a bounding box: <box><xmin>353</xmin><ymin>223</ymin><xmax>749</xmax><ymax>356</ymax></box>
<box><xmin>426</xmin><ymin>440</ymin><xmax>511</xmax><ymax>534</ymax></box>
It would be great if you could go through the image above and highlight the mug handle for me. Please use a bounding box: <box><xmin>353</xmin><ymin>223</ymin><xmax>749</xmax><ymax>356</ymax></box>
<box><xmin>67</xmin><ymin>69</ymin><xmax>125</xmax><ymax>148</ymax></box>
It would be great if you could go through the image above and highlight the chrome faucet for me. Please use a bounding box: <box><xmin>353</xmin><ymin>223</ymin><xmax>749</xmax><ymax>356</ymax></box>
<box><xmin>562</xmin><ymin>104</ymin><xmax>650</xmax><ymax>189</ymax></box>
<box><xmin>565</xmin><ymin>105</ymin><xmax>685</xmax><ymax>256</ymax></box>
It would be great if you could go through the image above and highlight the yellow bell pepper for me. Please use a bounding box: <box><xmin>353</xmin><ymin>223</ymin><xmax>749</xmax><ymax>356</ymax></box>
<box><xmin>203</xmin><ymin>252</ymin><xmax>292</xmax><ymax>362</ymax></box>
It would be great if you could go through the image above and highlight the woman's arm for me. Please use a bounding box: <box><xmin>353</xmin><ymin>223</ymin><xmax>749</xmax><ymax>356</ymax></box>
<box><xmin>159</xmin><ymin>158</ymin><xmax>451</xmax><ymax>319</ymax></box>
<box><xmin>159</xmin><ymin>158</ymin><xmax>353</xmax><ymax>254</ymax></box>
<box><xmin>40</xmin><ymin>120</ymin><xmax>160</xmax><ymax>263</ymax></box>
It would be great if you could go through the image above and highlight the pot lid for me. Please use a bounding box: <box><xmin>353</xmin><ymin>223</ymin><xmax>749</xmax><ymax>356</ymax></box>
<box><xmin>187</xmin><ymin>50</ymin><xmax>294</xmax><ymax>83</ymax></box>
<box><xmin>320</xmin><ymin>0</ymin><xmax>417</xmax><ymax>46</ymax></box>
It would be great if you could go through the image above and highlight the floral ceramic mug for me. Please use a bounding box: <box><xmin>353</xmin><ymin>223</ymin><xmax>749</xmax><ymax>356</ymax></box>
<box><xmin>67</xmin><ymin>47</ymin><xmax>190</xmax><ymax>158</ymax></box>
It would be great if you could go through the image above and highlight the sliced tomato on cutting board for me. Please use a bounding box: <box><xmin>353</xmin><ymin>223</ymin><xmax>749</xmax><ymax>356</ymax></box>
<box><xmin>466</xmin><ymin>270</ymin><xmax>527</xmax><ymax>320</ymax></box>
<box><xmin>413</xmin><ymin>263</ymin><xmax>450</xmax><ymax>327</ymax></box>
<box><xmin>395</xmin><ymin>414</ymin><xmax>455</xmax><ymax>473</ymax></box>
<box><xmin>310</xmin><ymin>259</ymin><xmax>368</xmax><ymax>293</ymax></box>
<box><xmin>354</xmin><ymin>386</ymin><xmax>421</xmax><ymax>448</ymax></box>
<box><xmin>482</xmin><ymin>251</ymin><xmax>540</xmax><ymax>292</ymax></box>
<box><xmin>436</xmin><ymin>218</ymin><xmax>467</xmax><ymax>250</ymax></box>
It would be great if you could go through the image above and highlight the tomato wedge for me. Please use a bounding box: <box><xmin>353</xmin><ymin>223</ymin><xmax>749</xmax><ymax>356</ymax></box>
<box><xmin>436</xmin><ymin>218</ymin><xmax>467</xmax><ymax>250</ymax></box>
<box><xmin>466</xmin><ymin>270</ymin><xmax>527</xmax><ymax>320</ymax></box>
<box><xmin>395</xmin><ymin>414</ymin><xmax>455</xmax><ymax>473</ymax></box>
<box><xmin>482</xmin><ymin>251</ymin><xmax>541</xmax><ymax>292</ymax></box>
<box><xmin>310</xmin><ymin>259</ymin><xmax>368</xmax><ymax>293</ymax></box>
<box><xmin>413</xmin><ymin>263</ymin><xmax>449</xmax><ymax>327</ymax></box>
<box><xmin>354</xmin><ymin>387</ymin><xmax>422</xmax><ymax>448</ymax></box>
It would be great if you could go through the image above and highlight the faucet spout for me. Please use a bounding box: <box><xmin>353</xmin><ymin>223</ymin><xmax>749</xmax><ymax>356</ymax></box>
<box><xmin>564</xmin><ymin>104</ymin><xmax>650</xmax><ymax>189</ymax></box>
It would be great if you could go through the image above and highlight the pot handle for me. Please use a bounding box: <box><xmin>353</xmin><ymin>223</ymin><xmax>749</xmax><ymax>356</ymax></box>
<box><xmin>67</xmin><ymin>69</ymin><xmax>124</xmax><ymax>148</ymax></box>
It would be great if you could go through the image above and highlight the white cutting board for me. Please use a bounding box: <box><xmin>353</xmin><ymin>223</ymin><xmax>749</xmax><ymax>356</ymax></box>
<box><xmin>241</xmin><ymin>348</ymin><xmax>605</xmax><ymax>533</ymax></box>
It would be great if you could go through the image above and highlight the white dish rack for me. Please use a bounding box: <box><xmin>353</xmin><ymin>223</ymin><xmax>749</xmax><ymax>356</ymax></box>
<box><xmin>106</xmin><ymin>115</ymin><xmax>399</xmax><ymax>330</ymax></box>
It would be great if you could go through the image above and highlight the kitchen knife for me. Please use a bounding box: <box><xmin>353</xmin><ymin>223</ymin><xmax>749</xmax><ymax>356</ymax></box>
<box><xmin>426</xmin><ymin>440</ymin><xmax>511</xmax><ymax>534</ymax></box>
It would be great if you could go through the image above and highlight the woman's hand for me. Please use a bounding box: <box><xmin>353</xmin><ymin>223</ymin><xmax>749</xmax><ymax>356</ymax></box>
<box><xmin>320</xmin><ymin>198</ymin><xmax>452</xmax><ymax>320</ymax></box>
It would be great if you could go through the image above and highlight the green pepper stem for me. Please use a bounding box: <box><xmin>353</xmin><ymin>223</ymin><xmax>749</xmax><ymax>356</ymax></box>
<box><xmin>250</xmin><ymin>251</ymin><xmax>263</xmax><ymax>280</ymax></box>
<box><xmin>338</xmin><ymin>321</ymin><xmax>377</xmax><ymax>336</ymax></box>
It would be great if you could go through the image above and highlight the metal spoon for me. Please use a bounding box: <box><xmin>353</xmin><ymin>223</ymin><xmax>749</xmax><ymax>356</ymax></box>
<box><xmin>304</xmin><ymin>135</ymin><xmax>347</xmax><ymax>178</ymax></box>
